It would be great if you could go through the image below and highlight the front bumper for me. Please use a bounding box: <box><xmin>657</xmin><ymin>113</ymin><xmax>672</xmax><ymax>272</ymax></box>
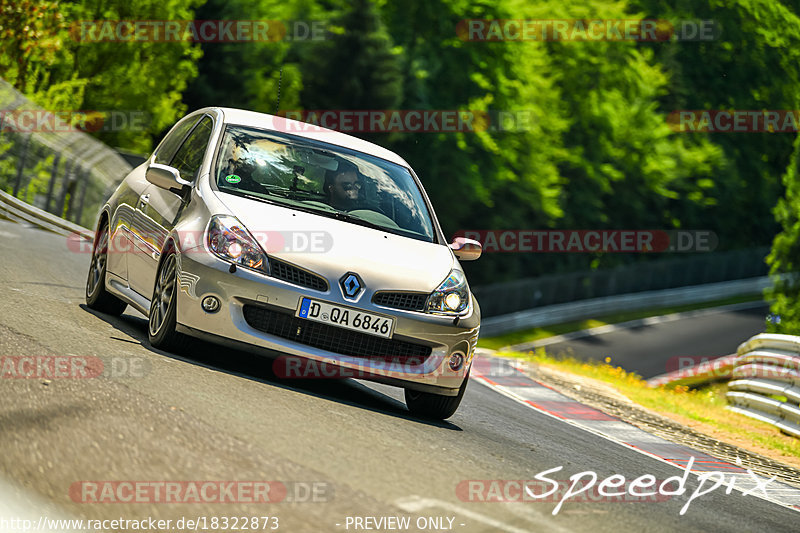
<box><xmin>175</xmin><ymin>248</ymin><xmax>480</xmax><ymax>395</ymax></box>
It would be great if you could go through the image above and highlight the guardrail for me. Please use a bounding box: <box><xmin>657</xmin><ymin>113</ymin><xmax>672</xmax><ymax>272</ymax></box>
<box><xmin>480</xmin><ymin>277</ymin><xmax>770</xmax><ymax>337</ymax></box>
<box><xmin>0</xmin><ymin>77</ymin><xmax>132</xmax><ymax>229</ymax></box>
<box><xmin>474</xmin><ymin>247</ymin><xmax>769</xmax><ymax>318</ymax></box>
<box><xmin>0</xmin><ymin>188</ymin><xmax>93</xmax><ymax>240</ymax></box>
<box><xmin>726</xmin><ymin>333</ymin><xmax>800</xmax><ymax>438</ymax></box>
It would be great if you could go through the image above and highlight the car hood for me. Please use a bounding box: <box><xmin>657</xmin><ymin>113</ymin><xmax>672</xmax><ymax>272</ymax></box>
<box><xmin>215</xmin><ymin>192</ymin><xmax>455</xmax><ymax>292</ymax></box>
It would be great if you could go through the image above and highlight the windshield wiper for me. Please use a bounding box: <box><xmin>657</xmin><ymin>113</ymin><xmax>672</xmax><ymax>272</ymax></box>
<box><xmin>328</xmin><ymin>211</ymin><xmax>387</xmax><ymax>232</ymax></box>
<box><xmin>226</xmin><ymin>190</ymin><xmax>272</xmax><ymax>203</ymax></box>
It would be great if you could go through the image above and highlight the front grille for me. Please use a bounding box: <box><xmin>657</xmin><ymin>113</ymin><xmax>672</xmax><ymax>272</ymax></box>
<box><xmin>372</xmin><ymin>291</ymin><xmax>429</xmax><ymax>311</ymax></box>
<box><xmin>269</xmin><ymin>259</ymin><xmax>328</xmax><ymax>292</ymax></box>
<box><xmin>242</xmin><ymin>305</ymin><xmax>432</xmax><ymax>362</ymax></box>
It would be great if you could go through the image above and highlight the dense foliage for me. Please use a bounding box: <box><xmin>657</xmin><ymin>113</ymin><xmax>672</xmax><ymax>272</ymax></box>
<box><xmin>0</xmin><ymin>0</ymin><xmax>202</xmax><ymax>151</ymax></box>
<box><xmin>3</xmin><ymin>0</ymin><xmax>799</xmax><ymax>326</ymax></box>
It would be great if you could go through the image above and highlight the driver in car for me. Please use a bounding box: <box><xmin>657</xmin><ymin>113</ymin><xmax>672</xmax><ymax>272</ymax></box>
<box><xmin>323</xmin><ymin>160</ymin><xmax>363</xmax><ymax>211</ymax></box>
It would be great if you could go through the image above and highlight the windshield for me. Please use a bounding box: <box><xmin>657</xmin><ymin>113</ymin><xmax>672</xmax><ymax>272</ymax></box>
<box><xmin>214</xmin><ymin>125</ymin><xmax>436</xmax><ymax>242</ymax></box>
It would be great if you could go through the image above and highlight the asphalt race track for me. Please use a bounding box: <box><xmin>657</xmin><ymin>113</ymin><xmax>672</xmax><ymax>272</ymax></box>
<box><xmin>0</xmin><ymin>217</ymin><xmax>797</xmax><ymax>532</ymax></box>
<box><xmin>525</xmin><ymin>304</ymin><xmax>768</xmax><ymax>379</ymax></box>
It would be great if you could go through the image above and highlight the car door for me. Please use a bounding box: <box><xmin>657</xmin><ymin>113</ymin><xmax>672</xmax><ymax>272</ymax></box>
<box><xmin>104</xmin><ymin>178</ymin><xmax>142</xmax><ymax>284</ymax></box>
<box><xmin>128</xmin><ymin>115</ymin><xmax>215</xmax><ymax>298</ymax></box>
<box><xmin>110</xmin><ymin>117</ymin><xmax>197</xmax><ymax>290</ymax></box>
<box><xmin>126</xmin><ymin>115</ymin><xmax>200</xmax><ymax>296</ymax></box>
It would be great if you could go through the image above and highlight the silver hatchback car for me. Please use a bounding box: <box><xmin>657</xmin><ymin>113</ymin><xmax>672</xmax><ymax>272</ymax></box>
<box><xmin>85</xmin><ymin>107</ymin><xmax>482</xmax><ymax>419</ymax></box>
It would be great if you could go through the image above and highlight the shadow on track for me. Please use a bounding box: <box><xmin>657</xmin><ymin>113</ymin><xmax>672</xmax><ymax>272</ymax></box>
<box><xmin>79</xmin><ymin>304</ymin><xmax>462</xmax><ymax>431</ymax></box>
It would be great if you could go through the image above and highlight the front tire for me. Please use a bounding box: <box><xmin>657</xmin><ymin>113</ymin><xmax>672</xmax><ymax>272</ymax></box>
<box><xmin>405</xmin><ymin>370</ymin><xmax>470</xmax><ymax>420</ymax></box>
<box><xmin>148</xmin><ymin>250</ymin><xmax>184</xmax><ymax>352</ymax></box>
<box><xmin>85</xmin><ymin>222</ymin><xmax>127</xmax><ymax>315</ymax></box>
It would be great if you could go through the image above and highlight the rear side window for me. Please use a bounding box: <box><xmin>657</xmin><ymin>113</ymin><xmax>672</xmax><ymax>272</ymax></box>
<box><xmin>171</xmin><ymin>116</ymin><xmax>214</xmax><ymax>181</ymax></box>
<box><xmin>154</xmin><ymin>117</ymin><xmax>199</xmax><ymax>165</ymax></box>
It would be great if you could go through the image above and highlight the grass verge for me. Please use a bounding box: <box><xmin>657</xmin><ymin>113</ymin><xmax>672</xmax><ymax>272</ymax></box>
<box><xmin>478</xmin><ymin>293</ymin><xmax>764</xmax><ymax>350</ymax></box>
<box><xmin>500</xmin><ymin>349</ymin><xmax>800</xmax><ymax>467</ymax></box>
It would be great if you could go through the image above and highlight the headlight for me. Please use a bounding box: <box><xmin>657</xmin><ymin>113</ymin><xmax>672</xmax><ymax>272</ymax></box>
<box><xmin>207</xmin><ymin>215</ymin><xmax>270</xmax><ymax>275</ymax></box>
<box><xmin>426</xmin><ymin>269</ymin><xmax>470</xmax><ymax>315</ymax></box>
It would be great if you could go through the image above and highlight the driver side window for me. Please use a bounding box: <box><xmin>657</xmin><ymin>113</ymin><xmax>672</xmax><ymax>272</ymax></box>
<box><xmin>171</xmin><ymin>116</ymin><xmax>214</xmax><ymax>182</ymax></box>
<box><xmin>154</xmin><ymin>117</ymin><xmax>199</xmax><ymax>165</ymax></box>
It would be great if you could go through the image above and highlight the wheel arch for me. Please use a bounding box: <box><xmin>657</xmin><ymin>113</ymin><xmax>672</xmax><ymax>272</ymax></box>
<box><xmin>154</xmin><ymin>234</ymin><xmax>183</xmax><ymax>293</ymax></box>
<box><xmin>91</xmin><ymin>208</ymin><xmax>112</xmax><ymax>247</ymax></box>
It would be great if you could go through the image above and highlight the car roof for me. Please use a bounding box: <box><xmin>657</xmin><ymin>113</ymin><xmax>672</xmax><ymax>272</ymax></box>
<box><xmin>209</xmin><ymin>107</ymin><xmax>411</xmax><ymax>169</ymax></box>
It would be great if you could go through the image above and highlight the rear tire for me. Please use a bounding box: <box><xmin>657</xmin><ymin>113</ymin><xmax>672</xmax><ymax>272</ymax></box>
<box><xmin>148</xmin><ymin>250</ymin><xmax>184</xmax><ymax>352</ymax></box>
<box><xmin>85</xmin><ymin>222</ymin><xmax>127</xmax><ymax>316</ymax></box>
<box><xmin>405</xmin><ymin>370</ymin><xmax>470</xmax><ymax>420</ymax></box>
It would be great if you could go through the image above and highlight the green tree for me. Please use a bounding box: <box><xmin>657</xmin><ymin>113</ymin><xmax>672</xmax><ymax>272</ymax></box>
<box><xmin>381</xmin><ymin>0</ymin><xmax>568</xmax><ymax>282</ymax></box>
<box><xmin>380</xmin><ymin>0</ymin><xmax>728</xmax><ymax>282</ymax></box>
<box><xmin>766</xmin><ymin>134</ymin><xmax>800</xmax><ymax>333</ymax></box>
<box><xmin>298</xmin><ymin>0</ymin><xmax>403</xmax><ymax>112</ymax></box>
<box><xmin>1</xmin><ymin>0</ymin><xmax>204</xmax><ymax>152</ymax></box>
<box><xmin>182</xmin><ymin>0</ymin><xmax>303</xmax><ymax>115</ymax></box>
<box><xmin>0</xmin><ymin>0</ymin><xmax>66</xmax><ymax>94</ymax></box>
<box><xmin>631</xmin><ymin>0</ymin><xmax>800</xmax><ymax>249</ymax></box>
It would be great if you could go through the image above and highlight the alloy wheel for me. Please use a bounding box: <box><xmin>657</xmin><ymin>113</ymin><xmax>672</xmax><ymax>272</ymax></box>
<box><xmin>149</xmin><ymin>254</ymin><xmax>177</xmax><ymax>336</ymax></box>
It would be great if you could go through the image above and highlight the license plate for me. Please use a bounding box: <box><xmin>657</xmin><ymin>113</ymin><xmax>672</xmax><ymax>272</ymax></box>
<box><xmin>296</xmin><ymin>298</ymin><xmax>395</xmax><ymax>339</ymax></box>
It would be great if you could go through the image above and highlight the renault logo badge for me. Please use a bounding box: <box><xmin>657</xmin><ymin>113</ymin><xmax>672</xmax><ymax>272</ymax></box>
<box><xmin>340</xmin><ymin>272</ymin><xmax>363</xmax><ymax>298</ymax></box>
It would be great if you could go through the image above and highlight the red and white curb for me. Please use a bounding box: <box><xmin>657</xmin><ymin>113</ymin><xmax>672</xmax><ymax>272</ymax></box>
<box><xmin>470</xmin><ymin>353</ymin><xmax>800</xmax><ymax>512</ymax></box>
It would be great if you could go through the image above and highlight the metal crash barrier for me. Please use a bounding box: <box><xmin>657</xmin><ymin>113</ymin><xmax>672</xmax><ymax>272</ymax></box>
<box><xmin>727</xmin><ymin>333</ymin><xmax>800</xmax><ymax>438</ymax></box>
<box><xmin>0</xmin><ymin>77</ymin><xmax>132</xmax><ymax>230</ymax></box>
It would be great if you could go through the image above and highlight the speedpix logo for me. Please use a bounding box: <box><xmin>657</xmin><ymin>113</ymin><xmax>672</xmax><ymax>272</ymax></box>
<box><xmin>458</xmin><ymin>457</ymin><xmax>776</xmax><ymax>516</ymax></box>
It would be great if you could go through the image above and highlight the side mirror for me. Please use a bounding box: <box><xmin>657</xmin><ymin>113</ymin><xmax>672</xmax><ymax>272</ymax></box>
<box><xmin>146</xmin><ymin>163</ymin><xmax>191</xmax><ymax>194</ymax></box>
<box><xmin>449</xmin><ymin>237</ymin><xmax>482</xmax><ymax>261</ymax></box>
